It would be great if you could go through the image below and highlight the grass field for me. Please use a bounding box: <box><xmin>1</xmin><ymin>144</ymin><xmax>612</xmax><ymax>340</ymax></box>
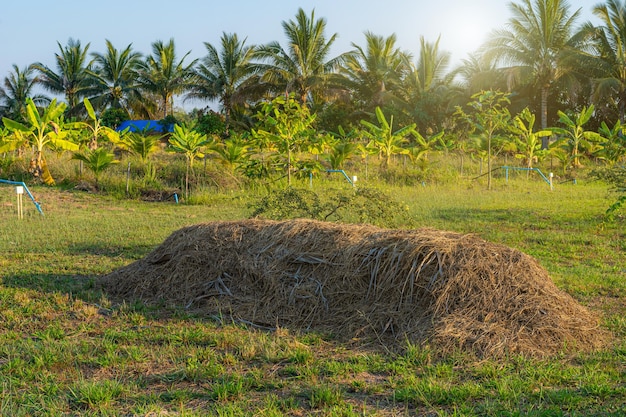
<box><xmin>0</xmin><ymin>176</ymin><xmax>625</xmax><ymax>416</ymax></box>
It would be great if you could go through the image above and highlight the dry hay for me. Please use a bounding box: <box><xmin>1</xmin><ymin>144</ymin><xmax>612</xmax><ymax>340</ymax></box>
<box><xmin>98</xmin><ymin>219</ymin><xmax>607</xmax><ymax>358</ymax></box>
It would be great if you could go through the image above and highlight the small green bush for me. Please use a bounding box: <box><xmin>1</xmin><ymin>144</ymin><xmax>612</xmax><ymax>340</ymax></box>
<box><xmin>248</xmin><ymin>186</ymin><xmax>413</xmax><ymax>227</ymax></box>
<box><xmin>590</xmin><ymin>166</ymin><xmax>626</xmax><ymax>219</ymax></box>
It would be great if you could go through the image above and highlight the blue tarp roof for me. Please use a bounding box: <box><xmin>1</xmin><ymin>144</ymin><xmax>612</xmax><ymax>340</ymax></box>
<box><xmin>116</xmin><ymin>120</ymin><xmax>173</xmax><ymax>133</ymax></box>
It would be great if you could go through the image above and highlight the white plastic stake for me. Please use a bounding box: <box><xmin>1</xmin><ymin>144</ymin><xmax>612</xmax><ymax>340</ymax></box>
<box><xmin>549</xmin><ymin>172</ymin><xmax>554</xmax><ymax>191</ymax></box>
<box><xmin>16</xmin><ymin>186</ymin><xmax>24</xmax><ymax>219</ymax></box>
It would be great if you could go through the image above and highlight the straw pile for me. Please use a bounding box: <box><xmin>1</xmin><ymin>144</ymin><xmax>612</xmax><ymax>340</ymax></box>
<box><xmin>99</xmin><ymin>219</ymin><xmax>607</xmax><ymax>357</ymax></box>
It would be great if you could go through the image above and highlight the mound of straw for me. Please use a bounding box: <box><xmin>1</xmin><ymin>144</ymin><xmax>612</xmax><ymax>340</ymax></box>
<box><xmin>99</xmin><ymin>219</ymin><xmax>607</xmax><ymax>357</ymax></box>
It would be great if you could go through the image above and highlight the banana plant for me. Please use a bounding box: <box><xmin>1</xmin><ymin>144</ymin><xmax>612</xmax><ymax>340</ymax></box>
<box><xmin>597</xmin><ymin>120</ymin><xmax>626</xmax><ymax>166</ymax></box>
<box><xmin>552</xmin><ymin>105</ymin><xmax>604</xmax><ymax>169</ymax></box>
<box><xmin>360</xmin><ymin>107</ymin><xmax>416</xmax><ymax>169</ymax></box>
<box><xmin>409</xmin><ymin>130</ymin><xmax>445</xmax><ymax>163</ymax></box>
<box><xmin>72</xmin><ymin>98</ymin><xmax>122</xmax><ymax>149</ymax></box>
<box><xmin>168</xmin><ymin>123</ymin><xmax>212</xmax><ymax>199</ymax></box>
<box><xmin>509</xmin><ymin>108</ymin><xmax>552</xmax><ymax>172</ymax></box>
<box><xmin>1</xmin><ymin>98</ymin><xmax>79</xmax><ymax>185</ymax></box>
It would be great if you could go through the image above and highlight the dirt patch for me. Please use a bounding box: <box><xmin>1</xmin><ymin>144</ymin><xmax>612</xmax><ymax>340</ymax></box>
<box><xmin>98</xmin><ymin>219</ymin><xmax>609</xmax><ymax>358</ymax></box>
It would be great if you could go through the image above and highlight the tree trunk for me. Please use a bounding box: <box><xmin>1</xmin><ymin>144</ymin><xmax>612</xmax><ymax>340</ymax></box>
<box><xmin>287</xmin><ymin>147</ymin><xmax>292</xmax><ymax>186</ymax></box>
<box><xmin>541</xmin><ymin>86</ymin><xmax>549</xmax><ymax>149</ymax></box>
<box><xmin>487</xmin><ymin>135</ymin><xmax>492</xmax><ymax>191</ymax></box>
<box><xmin>224</xmin><ymin>108</ymin><xmax>231</xmax><ymax>138</ymax></box>
<box><xmin>185</xmin><ymin>162</ymin><xmax>189</xmax><ymax>200</ymax></box>
<box><xmin>163</xmin><ymin>93</ymin><xmax>169</xmax><ymax>118</ymax></box>
<box><xmin>618</xmin><ymin>90</ymin><xmax>626</xmax><ymax>124</ymax></box>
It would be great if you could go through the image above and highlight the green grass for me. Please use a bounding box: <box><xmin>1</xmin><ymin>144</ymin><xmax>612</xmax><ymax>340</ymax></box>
<box><xmin>0</xmin><ymin>177</ymin><xmax>625</xmax><ymax>416</ymax></box>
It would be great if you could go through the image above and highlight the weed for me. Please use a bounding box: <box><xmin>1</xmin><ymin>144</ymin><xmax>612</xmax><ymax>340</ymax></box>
<box><xmin>67</xmin><ymin>379</ymin><xmax>124</xmax><ymax>411</ymax></box>
<box><xmin>308</xmin><ymin>384</ymin><xmax>344</xmax><ymax>409</ymax></box>
<box><xmin>210</xmin><ymin>375</ymin><xmax>247</xmax><ymax>402</ymax></box>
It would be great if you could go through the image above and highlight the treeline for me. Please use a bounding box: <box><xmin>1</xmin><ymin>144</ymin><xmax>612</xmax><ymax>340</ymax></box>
<box><xmin>0</xmin><ymin>1</ymin><xmax>626</xmax><ymax>205</ymax></box>
<box><xmin>2</xmin><ymin>2</ymin><xmax>626</xmax><ymax>132</ymax></box>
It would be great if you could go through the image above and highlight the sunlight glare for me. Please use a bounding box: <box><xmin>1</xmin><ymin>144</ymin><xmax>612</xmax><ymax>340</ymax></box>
<box><xmin>445</xmin><ymin>5</ymin><xmax>494</xmax><ymax>57</ymax></box>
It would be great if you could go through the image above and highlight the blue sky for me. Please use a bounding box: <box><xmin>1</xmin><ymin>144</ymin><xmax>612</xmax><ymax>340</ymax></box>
<box><xmin>0</xmin><ymin>0</ymin><xmax>602</xmax><ymax>93</ymax></box>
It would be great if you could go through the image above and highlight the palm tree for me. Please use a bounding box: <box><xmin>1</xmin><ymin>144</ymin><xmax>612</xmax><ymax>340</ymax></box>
<box><xmin>0</xmin><ymin>65</ymin><xmax>48</xmax><ymax>121</ymax></box>
<box><xmin>409</xmin><ymin>130</ymin><xmax>445</xmax><ymax>163</ymax></box>
<box><xmin>449</xmin><ymin>53</ymin><xmax>507</xmax><ymax>109</ymax></box>
<box><xmin>597</xmin><ymin>119</ymin><xmax>626</xmax><ymax>164</ymax></box>
<box><xmin>86</xmin><ymin>40</ymin><xmax>145</xmax><ymax>116</ymax></box>
<box><xmin>137</xmin><ymin>38</ymin><xmax>196</xmax><ymax>118</ymax></box>
<box><xmin>71</xmin><ymin>147</ymin><xmax>119</xmax><ymax>187</ymax></box>
<box><xmin>115</xmin><ymin>132</ymin><xmax>161</xmax><ymax>163</ymax></box>
<box><xmin>404</xmin><ymin>37</ymin><xmax>451</xmax><ymax>96</ymax></box>
<box><xmin>340</xmin><ymin>32</ymin><xmax>407</xmax><ymax>115</ymax></box>
<box><xmin>254</xmin><ymin>8</ymin><xmax>347</xmax><ymax>105</ymax></box>
<box><xmin>209</xmin><ymin>134</ymin><xmax>251</xmax><ymax>173</ymax></box>
<box><xmin>584</xmin><ymin>0</ymin><xmax>626</xmax><ymax>123</ymax></box>
<box><xmin>483</xmin><ymin>0</ymin><xmax>584</xmax><ymax>130</ymax></box>
<box><xmin>31</xmin><ymin>38</ymin><xmax>92</xmax><ymax>116</ymax></box>
<box><xmin>399</xmin><ymin>36</ymin><xmax>453</xmax><ymax>131</ymax></box>
<box><xmin>452</xmin><ymin>53</ymin><xmax>503</xmax><ymax>92</ymax></box>
<box><xmin>186</xmin><ymin>32</ymin><xmax>257</xmax><ymax>136</ymax></box>
<box><xmin>326</xmin><ymin>141</ymin><xmax>358</xmax><ymax>170</ymax></box>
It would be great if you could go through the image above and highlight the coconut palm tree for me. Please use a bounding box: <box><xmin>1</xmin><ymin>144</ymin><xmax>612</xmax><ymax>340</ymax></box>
<box><xmin>254</xmin><ymin>8</ymin><xmax>347</xmax><ymax>105</ymax></box>
<box><xmin>398</xmin><ymin>36</ymin><xmax>454</xmax><ymax>131</ymax></box>
<box><xmin>403</xmin><ymin>37</ymin><xmax>451</xmax><ymax>97</ymax></box>
<box><xmin>340</xmin><ymin>32</ymin><xmax>408</xmax><ymax>115</ymax></box>
<box><xmin>85</xmin><ymin>40</ymin><xmax>146</xmax><ymax>116</ymax></box>
<box><xmin>583</xmin><ymin>0</ymin><xmax>626</xmax><ymax>123</ymax></box>
<box><xmin>452</xmin><ymin>53</ymin><xmax>503</xmax><ymax>93</ymax></box>
<box><xmin>115</xmin><ymin>132</ymin><xmax>161</xmax><ymax>163</ymax></box>
<box><xmin>186</xmin><ymin>32</ymin><xmax>258</xmax><ymax>136</ymax></box>
<box><xmin>137</xmin><ymin>38</ymin><xmax>196</xmax><ymax>118</ymax></box>
<box><xmin>448</xmin><ymin>53</ymin><xmax>507</xmax><ymax>110</ymax></box>
<box><xmin>31</xmin><ymin>38</ymin><xmax>92</xmax><ymax>116</ymax></box>
<box><xmin>209</xmin><ymin>134</ymin><xmax>251</xmax><ymax>173</ymax></box>
<box><xmin>597</xmin><ymin>119</ymin><xmax>626</xmax><ymax>165</ymax></box>
<box><xmin>71</xmin><ymin>147</ymin><xmax>119</xmax><ymax>187</ymax></box>
<box><xmin>483</xmin><ymin>0</ymin><xmax>585</xmax><ymax>130</ymax></box>
<box><xmin>0</xmin><ymin>65</ymin><xmax>48</xmax><ymax>121</ymax></box>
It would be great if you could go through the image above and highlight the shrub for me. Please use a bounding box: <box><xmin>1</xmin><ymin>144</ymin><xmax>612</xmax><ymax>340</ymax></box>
<box><xmin>248</xmin><ymin>186</ymin><xmax>412</xmax><ymax>227</ymax></box>
<box><xmin>590</xmin><ymin>166</ymin><xmax>626</xmax><ymax>220</ymax></box>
